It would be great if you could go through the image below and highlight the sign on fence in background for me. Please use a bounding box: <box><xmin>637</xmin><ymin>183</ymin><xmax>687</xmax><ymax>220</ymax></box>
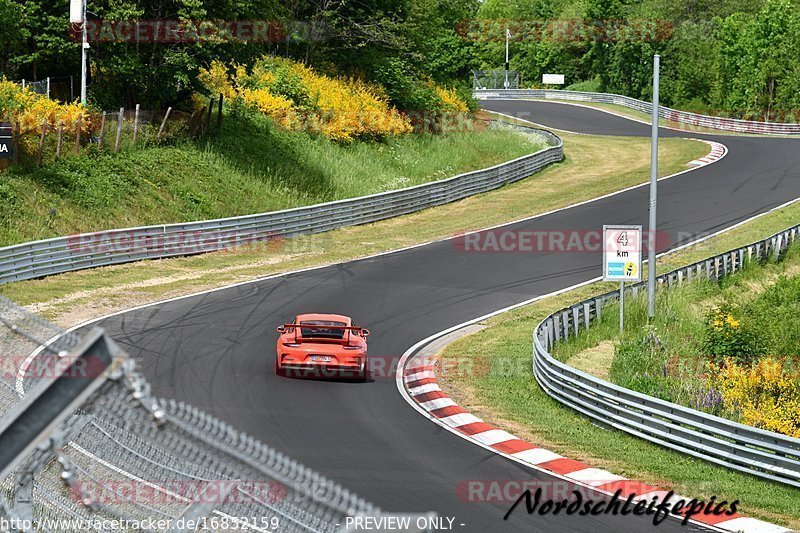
<box><xmin>603</xmin><ymin>225</ymin><xmax>642</xmax><ymax>281</ymax></box>
<box><xmin>0</xmin><ymin>123</ymin><xmax>11</xmax><ymax>159</ymax></box>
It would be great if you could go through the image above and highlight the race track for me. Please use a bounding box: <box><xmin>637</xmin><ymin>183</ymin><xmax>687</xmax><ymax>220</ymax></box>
<box><xmin>85</xmin><ymin>101</ymin><xmax>800</xmax><ymax>532</ymax></box>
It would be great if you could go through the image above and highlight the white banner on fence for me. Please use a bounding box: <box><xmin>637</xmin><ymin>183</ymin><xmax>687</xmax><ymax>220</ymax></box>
<box><xmin>542</xmin><ymin>74</ymin><xmax>565</xmax><ymax>85</ymax></box>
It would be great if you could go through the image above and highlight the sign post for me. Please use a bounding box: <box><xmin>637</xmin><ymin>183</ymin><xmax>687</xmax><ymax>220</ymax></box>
<box><xmin>504</xmin><ymin>28</ymin><xmax>511</xmax><ymax>89</ymax></box>
<box><xmin>70</xmin><ymin>0</ymin><xmax>88</xmax><ymax>104</ymax></box>
<box><xmin>603</xmin><ymin>225</ymin><xmax>643</xmax><ymax>333</ymax></box>
<box><xmin>647</xmin><ymin>54</ymin><xmax>660</xmax><ymax>318</ymax></box>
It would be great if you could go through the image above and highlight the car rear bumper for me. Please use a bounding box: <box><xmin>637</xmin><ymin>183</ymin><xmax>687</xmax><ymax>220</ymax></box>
<box><xmin>279</xmin><ymin>361</ymin><xmax>366</xmax><ymax>377</ymax></box>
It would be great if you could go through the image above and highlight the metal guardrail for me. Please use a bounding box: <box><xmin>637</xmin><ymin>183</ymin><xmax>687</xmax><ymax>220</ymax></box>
<box><xmin>0</xmin><ymin>123</ymin><xmax>562</xmax><ymax>285</ymax></box>
<box><xmin>532</xmin><ymin>224</ymin><xmax>800</xmax><ymax>488</ymax></box>
<box><xmin>475</xmin><ymin>89</ymin><xmax>800</xmax><ymax>135</ymax></box>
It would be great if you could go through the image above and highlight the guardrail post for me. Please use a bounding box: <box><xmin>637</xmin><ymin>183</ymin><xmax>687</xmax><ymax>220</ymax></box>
<box><xmin>572</xmin><ymin>307</ymin><xmax>580</xmax><ymax>336</ymax></box>
<box><xmin>553</xmin><ymin>314</ymin><xmax>561</xmax><ymax>342</ymax></box>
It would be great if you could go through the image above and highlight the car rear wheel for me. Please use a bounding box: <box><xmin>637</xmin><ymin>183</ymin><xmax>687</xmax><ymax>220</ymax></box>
<box><xmin>274</xmin><ymin>357</ymin><xmax>285</xmax><ymax>377</ymax></box>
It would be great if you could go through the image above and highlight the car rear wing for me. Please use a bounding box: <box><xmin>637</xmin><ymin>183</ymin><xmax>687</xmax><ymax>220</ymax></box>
<box><xmin>276</xmin><ymin>324</ymin><xmax>370</xmax><ymax>342</ymax></box>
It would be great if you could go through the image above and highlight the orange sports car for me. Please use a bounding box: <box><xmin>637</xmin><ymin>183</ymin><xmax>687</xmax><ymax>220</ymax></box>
<box><xmin>275</xmin><ymin>313</ymin><xmax>370</xmax><ymax>380</ymax></box>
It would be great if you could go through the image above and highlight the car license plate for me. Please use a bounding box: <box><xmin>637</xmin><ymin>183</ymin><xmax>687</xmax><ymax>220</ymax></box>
<box><xmin>311</xmin><ymin>355</ymin><xmax>331</xmax><ymax>362</ymax></box>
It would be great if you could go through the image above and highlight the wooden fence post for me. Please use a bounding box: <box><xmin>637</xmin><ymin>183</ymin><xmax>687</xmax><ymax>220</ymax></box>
<box><xmin>205</xmin><ymin>98</ymin><xmax>215</xmax><ymax>134</ymax></box>
<box><xmin>98</xmin><ymin>111</ymin><xmax>106</xmax><ymax>149</ymax></box>
<box><xmin>36</xmin><ymin>120</ymin><xmax>48</xmax><ymax>165</ymax></box>
<box><xmin>157</xmin><ymin>107</ymin><xmax>172</xmax><ymax>140</ymax></box>
<box><xmin>115</xmin><ymin>107</ymin><xmax>124</xmax><ymax>152</ymax></box>
<box><xmin>133</xmin><ymin>103</ymin><xmax>140</xmax><ymax>144</ymax></box>
<box><xmin>56</xmin><ymin>121</ymin><xmax>63</xmax><ymax>157</ymax></box>
<box><xmin>75</xmin><ymin>115</ymin><xmax>82</xmax><ymax>154</ymax></box>
<box><xmin>216</xmin><ymin>93</ymin><xmax>224</xmax><ymax>130</ymax></box>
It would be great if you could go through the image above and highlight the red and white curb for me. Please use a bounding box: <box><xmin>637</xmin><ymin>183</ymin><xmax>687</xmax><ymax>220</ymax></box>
<box><xmin>689</xmin><ymin>140</ymin><xmax>728</xmax><ymax>166</ymax></box>
<box><xmin>401</xmin><ymin>357</ymin><xmax>790</xmax><ymax>533</ymax></box>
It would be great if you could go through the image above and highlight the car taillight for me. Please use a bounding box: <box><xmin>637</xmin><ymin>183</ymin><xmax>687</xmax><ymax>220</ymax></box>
<box><xmin>343</xmin><ymin>345</ymin><xmax>361</xmax><ymax>350</ymax></box>
<box><xmin>282</xmin><ymin>342</ymin><xmax>301</xmax><ymax>347</ymax></box>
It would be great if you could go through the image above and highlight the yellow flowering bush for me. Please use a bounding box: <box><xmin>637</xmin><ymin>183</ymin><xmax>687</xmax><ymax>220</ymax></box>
<box><xmin>197</xmin><ymin>60</ymin><xmax>236</xmax><ymax>101</ymax></box>
<box><xmin>198</xmin><ymin>58</ymin><xmax>412</xmax><ymax>142</ymax></box>
<box><xmin>702</xmin><ymin>304</ymin><xmax>760</xmax><ymax>363</ymax></box>
<box><xmin>238</xmin><ymin>88</ymin><xmax>297</xmax><ymax>127</ymax></box>
<box><xmin>0</xmin><ymin>79</ymin><xmax>88</xmax><ymax>135</ymax></box>
<box><xmin>710</xmin><ymin>357</ymin><xmax>800</xmax><ymax>437</ymax></box>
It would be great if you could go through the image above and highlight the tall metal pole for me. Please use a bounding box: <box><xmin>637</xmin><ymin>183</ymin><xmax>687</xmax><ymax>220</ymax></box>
<box><xmin>80</xmin><ymin>0</ymin><xmax>87</xmax><ymax>105</ymax></box>
<box><xmin>647</xmin><ymin>54</ymin><xmax>660</xmax><ymax>319</ymax></box>
<box><xmin>504</xmin><ymin>28</ymin><xmax>510</xmax><ymax>89</ymax></box>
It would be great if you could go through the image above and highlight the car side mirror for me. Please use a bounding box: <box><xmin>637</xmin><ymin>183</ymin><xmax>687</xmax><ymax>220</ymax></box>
<box><xmin>276</xmin><ymin>325</ymin><xmax>285</xmax><ymax>333</ymax></box>
<box><xmin>361</xmin><ymin>329</ymin><xmax>370</xmax><ymax>337</ymax></box>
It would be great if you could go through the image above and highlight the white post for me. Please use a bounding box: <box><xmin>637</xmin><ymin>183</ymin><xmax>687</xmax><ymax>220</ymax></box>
<box><xmin>504</xmin><ymin>28</ymin><xmax>510</xmax><ymax>89</ymax></box>
<box><xmin>46</xmin><ymin>77</ymin><xmax>50</xmax><ymax>98</ymax></box>
<box><xmin>21</xmin><ymin>79</ymin><xmax>25</xmax><ymax>90</ymax></box>
<box><xmin>619</xmin><ymin>282</ymin><xmax>625</xmax><ymax>333</ymax></box>
<box><xmin>80</xmin><ymin>0</ymin><xmax>88</xmax><ymax>105</ymax></box>
<box><xmin>647</xmin><ymin>54</ymin><xmax>660</xmax><ymax>319</ymax></box>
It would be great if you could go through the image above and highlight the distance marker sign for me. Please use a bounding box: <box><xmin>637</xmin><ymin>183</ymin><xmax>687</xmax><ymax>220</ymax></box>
<box><xmin>603</xmin><ymin>225</ymin><xmax>642</xmax><ymax>282</ymax></box>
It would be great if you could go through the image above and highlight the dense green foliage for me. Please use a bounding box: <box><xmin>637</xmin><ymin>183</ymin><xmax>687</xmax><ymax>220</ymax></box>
<box><xmin>473</xmin><ymin>0</ymin><xmax>800</xmax><ymax>120</ymax></box>
<box><xmin>3</xmin><ymin>0</ymin><xmax>478</xmax><ymax>111</ymax></box>
<box><xmin>3</xmin><ymin>0</ymin><xmax>797</xmax><ymax>118</ymax></box>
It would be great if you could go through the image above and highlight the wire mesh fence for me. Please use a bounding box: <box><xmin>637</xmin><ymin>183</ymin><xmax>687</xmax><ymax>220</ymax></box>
<box><xmin>472</xmin><ymin>70</ymin><xmax>519</xmax><ymax>90</ymax></box>
<box><xmin>14</xmin><ymin>77</ymin><xmax>75</xmax><ymax>101</ymax></box>
<box><xmin>1</xmin><ymin>107</ymin><xmax>202</xmax><ymax>167</ymax></box>
<box><xmin>0</xmin><ymin>296</ymin><xmax>388</xmax><ymax>531</ymax></box>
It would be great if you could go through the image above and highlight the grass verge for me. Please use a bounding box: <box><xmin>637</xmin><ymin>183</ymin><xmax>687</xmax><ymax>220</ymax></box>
<box><xmin>0</xmin><ymin>132</ymin><xmax>707</xmax><ymax>327</ymax></box>
<box><xmin>0</xmin><ymin>113</ymin><xmax>545</xmax><ymax>246</ymax></box>
<box><xmin>437</xmin><ymin>199</ymin><xmax>800</xmax><ymax>530</ymax></box>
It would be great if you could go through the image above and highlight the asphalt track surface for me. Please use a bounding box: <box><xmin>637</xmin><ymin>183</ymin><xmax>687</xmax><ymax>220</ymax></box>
<box><xmin>86</xmin><ymin>101</ymin><xmax>800</xmax><ymax>532</ymax></box>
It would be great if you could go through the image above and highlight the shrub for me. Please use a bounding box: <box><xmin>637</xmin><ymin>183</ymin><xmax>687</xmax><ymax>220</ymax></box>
<box><xmin>738</xmin><ymin>274</ymin><xmax>800</xmax><ymax>358</ymax></box>
<box><xmin>0</xmin><ymin>181</ymin><xmax>16</xmax><ymax>208</ymax></box>
<box><xmin>702</xmin><ymin>304</ymin><xmax>762</xmax><ymax>363</ymax></box>
<box><xmin>0</xmin><ymin>79</ymin><xmax>89</xmax><ymax>135</ymax></box>
<box><xmin>433</xmin><ymin>84</ymin><xmax>469</xmax><ymax>112</ymax></box>
<box><xmin>565</xmin><ymin>78</ymin><xmax>602</xmax><ymax>92</ymax></box>
<box><xmin>371</xmin><ymin>57</ymin><xmax>470</xmax><ymax>115</ymax></box>
<box><xmin>198</xmin><ymin>58</ymin><xmax>412</xmax><ymax>142</ymax></box>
